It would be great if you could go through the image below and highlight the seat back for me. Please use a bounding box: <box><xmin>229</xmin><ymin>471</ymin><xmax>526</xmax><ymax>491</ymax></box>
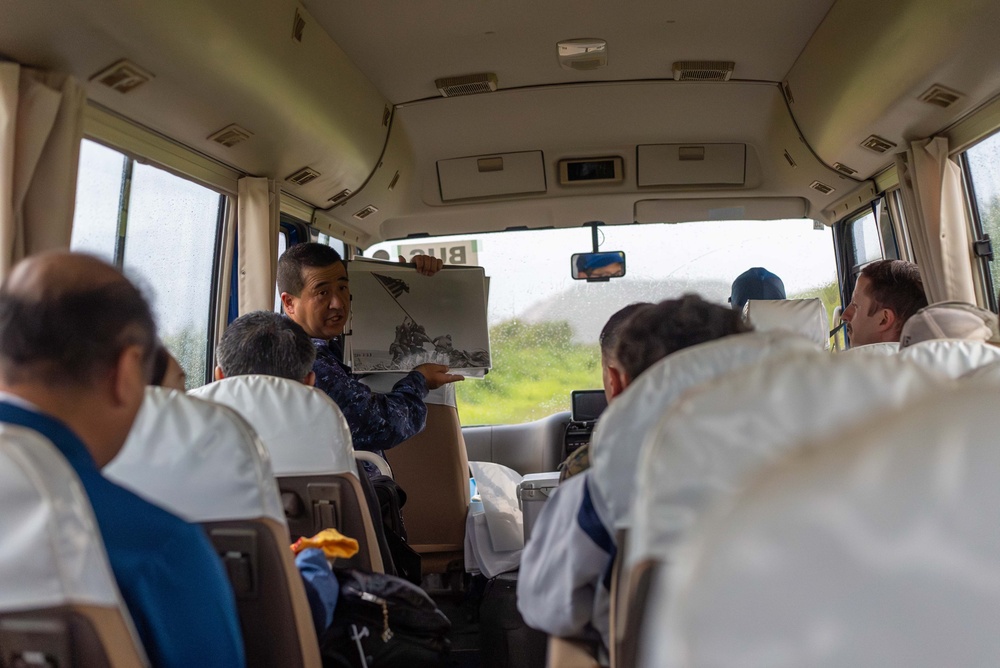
<box><xmin>364</xmin><ymin>379</ymin><xmax>470</xmax><ymax>574</ymax></box>
<box><xmin>106</xmin><ymin>387</ymin><xmax>320</xmax><ymax>668</ymax></box>
<box><xmin>589</xmin><ymin>330</ymin><xmax>819</xmax><ymax>533</ymax></box>
<box><xmin>645</xmin><ymin>384</ymin><xmax>1000</xmax><ymax>668</ymax></box>
<box><xmin>629</xmin><ymin>354</ymin><xmax>951</xmax><ymax>668</ymax></box>
<box><xmin>191</xmin><ymin>375</ymin><xmax>383</xmax><ymax>572</ymax></box>
<box><xmin>0</xmin><ymin>424</ymin><xmax>147</xmax><ymax>667</ymax></box>
<box><xmin>898</xmin><ymin>338</ymin><xmax>1000</xmax><ymax>378</ymax></box>
<box><xmin>743</xmin><ymin>298</ymin><xmax>829</xmax><ymax>348</ymax></box>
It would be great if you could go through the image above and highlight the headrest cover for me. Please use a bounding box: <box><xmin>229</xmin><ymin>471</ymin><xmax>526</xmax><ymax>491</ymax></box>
<box><xmin>589</xmin><ymin>330</ymin><xmax>820</xmax><ymax>530</ymax></box>
<box><xmin>898</xmin><ymin>339</ymin><xmax>1000</xmax><ymax>379</ymax></box>
<box><xmin>629</xmin><ymin>353</ymin><xmax>949</xmax><ymax>572</ymax></box>
<box><xmin>0</xmin><ymin>425</ymin><xmax>122</xmax><ymax>610</ymax></box>
<box><xmin>651</xmin><ymin>385</ymin><xmax>1000</xmax><ymax>668</ymax></box>
<box><xmin>962</xmin><ymin>359</ymin><xmax>1000</xmax><ymax>383</ymax></box>
<box><xmin>900</xmin><ymin>300</ymin><xmax>1000</xmax><ymax>348</ymax></box>
<box><xmin>729</xmin><ymin>267</ymin><xmax>785</xmax><ymax>309</ymax></box>
<box><xmin>191</xmin><ymin>375</ymin><xmax>356</xmax><ymax>477</ymax></box>
<box><xmin>842</xmin><ymin>341</ymin><xmax>899</xmax><ymax>355</ymax></box>
<box><xmin>743</xmin><ymin>298</ymin><xmax>829</xmax><ymax>348</ymax></box>
<box><xmin>106</xmin><ymin>387</ymin><xmax>285</xmax><ymax>525</ymax></box>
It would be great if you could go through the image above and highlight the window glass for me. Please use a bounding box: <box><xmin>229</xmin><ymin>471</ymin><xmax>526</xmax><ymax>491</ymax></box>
<box><xmin>71</xmin><ymin>139</ymin><xmax>125</xmax><ymax>263</ymax></box>
<box><xmin>368</xmin><ymin>219</ymin><xmax>837</xmax><ymax>425</ymax></box>
<box><xmin>850</xmin><ymin>210</ymin><xmax>882</xmax><ymax>266</ymax></box>
<box><xmin>123</xmin><ymin>163</ymin><xmax>222</xmax><ymax>389</ymax></box>
<box><xmin>964</xmin><ymin>131</ymin><xmax>1000</xmax><ymax>301</ymax></box>
<box><xmin>274</xmin><ymin>230</ymin><xmax>288</xmax><ymax>312</ymax></box>
<box><xmin>317</xmin><ymin>231</ymin><xmax>347</xmax><ymax>257</ymax></box>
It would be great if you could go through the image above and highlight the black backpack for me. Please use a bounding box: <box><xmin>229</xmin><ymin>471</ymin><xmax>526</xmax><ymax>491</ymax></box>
<box><xmin>321</xmin><ymin>568</ymin><xmax>453</xmax><ymax>668</ymax></box>
<box><xmin>369</xmin><ymin>475</ymin><xmax>422</xmax><ymax>584</ymax></box>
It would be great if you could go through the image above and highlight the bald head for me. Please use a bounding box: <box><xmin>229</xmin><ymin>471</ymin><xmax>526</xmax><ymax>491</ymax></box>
<box><xmin>0</xmin><ymin>252</ymin><xmax>157</xmax><ymax>387</ymax></box>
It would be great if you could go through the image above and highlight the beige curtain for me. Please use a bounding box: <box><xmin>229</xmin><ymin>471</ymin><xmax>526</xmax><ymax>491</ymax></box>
<box><xmin>0</xmin><ymin>63</ymin><xmax>86</xmax><ymax>278</ymax></box>
<box><xmin>236</xmin><ymin>176</ymin><xmax>280</xmax><ymax>314</ymax></box>
<box><xmin>894</xmin><ymin>137</ymin><xmax>977</xmax><ymax>303</ymax></box>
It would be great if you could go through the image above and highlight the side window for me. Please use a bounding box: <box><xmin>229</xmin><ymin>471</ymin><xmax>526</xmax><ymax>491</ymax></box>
<box><xmin>962</xmin><ymin>131</ymin><xmax>1000</xmax><ymax>309</ymax></box>
<box><xmin>850</xmin><ymin>210</ymin><xmax>883</xmax><ymax>267</ymax></box>
<box><xmin>71</xmin><ymin>139</ymin><xmax>224</xmax><ymax>389</ymax></box>
<box><xmin>274</xmin><ymin>228</ymin><xmax>289</xmax><ymax>312</ymax></box>
<box><xmin>317</xmin><ymin>231</ymin><xmax>347</xmax><ymax>257</ymax></box>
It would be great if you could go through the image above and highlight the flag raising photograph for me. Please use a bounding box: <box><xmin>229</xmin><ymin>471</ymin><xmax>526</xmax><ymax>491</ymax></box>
<box><xmin>348</xmin><ymin>259</ymin><xmax>491</xmax><ymax>375</ymax></box>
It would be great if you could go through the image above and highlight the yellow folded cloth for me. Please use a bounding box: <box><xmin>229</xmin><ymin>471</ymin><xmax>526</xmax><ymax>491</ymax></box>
<box><xmin>290</xmin><ymin>528</ymin><xmax>359</xmax><ymax>559</ymax></box>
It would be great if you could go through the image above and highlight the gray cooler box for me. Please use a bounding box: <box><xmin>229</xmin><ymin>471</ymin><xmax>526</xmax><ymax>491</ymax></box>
<box><xmin>518</xmin><ymin>472</ymin><xmax>561</xmax><ymax>542</ymax></box>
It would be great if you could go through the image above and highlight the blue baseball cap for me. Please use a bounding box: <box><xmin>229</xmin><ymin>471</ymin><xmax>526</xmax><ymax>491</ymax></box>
<box><xmin>730</xmin><ymin>267</ymin><xmax>785</xmax><ymax>309</ymax></box>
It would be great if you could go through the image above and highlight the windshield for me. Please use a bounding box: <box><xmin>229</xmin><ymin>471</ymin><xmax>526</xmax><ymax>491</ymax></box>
<box><xmin>367</xmin><ymin>219</ymin><xmax>837</xmax><ymax>426</ymax></box>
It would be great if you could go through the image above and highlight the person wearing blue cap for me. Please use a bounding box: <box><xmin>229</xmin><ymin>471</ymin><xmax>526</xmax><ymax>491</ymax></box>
<box><xmin>576</xmin><ymin>252</ymin><xmax>624</xmax><ymax>279</ymax></box>
<box><xmin>729</xmin><ymin>267</ymin><xmax>786</xmax><ymax>310</ymax></box>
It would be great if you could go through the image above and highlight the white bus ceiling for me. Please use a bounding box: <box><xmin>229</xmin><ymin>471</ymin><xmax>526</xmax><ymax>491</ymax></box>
<box><xmin>4</xmin><ymin>0</ymin><xmax>1000</xmax><ymax>243</ymax></box>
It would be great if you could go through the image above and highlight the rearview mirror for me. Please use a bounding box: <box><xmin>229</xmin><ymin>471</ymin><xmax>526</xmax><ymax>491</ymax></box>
<box><xmin>571</xmin><ymin>251</ymin><xmax>626</xmax><ymax>281</ymax></box>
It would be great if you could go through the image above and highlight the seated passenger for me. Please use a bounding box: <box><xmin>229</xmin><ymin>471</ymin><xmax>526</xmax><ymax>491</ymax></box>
<box><xmin>729</xmin><ymin>266</ymin><xmax>786</xmax><ymax>310</ymax></box>
<box><xmin>517</xmin><ymin>295</ymin><xmax>751</xmax><ymax>661</ymax></box>
<box><xmin>899</xmin><ymin>300</ymin><xmax>1000</xmax><ymax>348</ymax></box>
<box><xmin>558</xmin><ymin>302</ymin><xmax>651</xmax><ymax>482</ymax></box>
<box><xmin>150</xmin><ymin>344</ymin><xmax>187</xmax><ymax>391</ymax></box>
<box><xmin>0</xmin><ymin>252</ymin><xmax>244</xmax><ymax>668</ymax></box>
<box><xmin>277</xmin><ymin>243</ymin><xmax>462</xmax><ymax>466</ymax></box>
<box><xmin>842</xmin><ymin>259</ymin><xmax>928</xmax><ymax>346</ymax></box>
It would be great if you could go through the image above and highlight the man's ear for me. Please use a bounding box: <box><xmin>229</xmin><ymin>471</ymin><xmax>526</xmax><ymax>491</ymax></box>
<box><xmin>608</xmin><ymin>365</ymin><xmax>628</xmax><ymax>398</ymax></box>
<box><xmin>279</xmin><ymin>292</ymin><xmax>296</xmax><ymax>315</ymax></box>
<box><xmin>112</xmin><ymin>345</ymin><xmax>148</xmax><ymax>408</ymax></box>
<box><xmin>303</xmin><ymin>370</ymin><xmax>316</xmax><ymax>387</ymax></box>
<box><xmin>214</xmin><ymin>366</ymin><xmax>225</xmax><ymax>381</ymax></box>
<box><xmin>878</xmin><ymin>308</ymin><xmax>898</xmax><ymax>333</ymax></box>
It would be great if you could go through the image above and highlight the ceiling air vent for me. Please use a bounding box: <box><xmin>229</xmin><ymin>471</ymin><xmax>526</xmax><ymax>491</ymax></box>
<box><xmin>286</xmin><ymin>167</ymin><xmax>320</xmax><ymax>186</ymax></box>
<box><xmin>382</xmin><ymin>105</ymin><xmax>392</xmax><ymax>126</ymax></box>
<box><xmin>292</xmin><ymin>8</ymin><xmax>305</xmax><ymax>42</ymax></box>
<box><xmin>90</xmin><ymin>59</ymin><xmax>154</xmax><ymax>94</ymax></box>
<box><xmin>783</xmin><ymin>150</ymin><xmax>797</xmax><ymax>168</ymax></box>
<box><xmin>207</xmin><ymin>124</ymin><xmax>253</xmax><ymax>148</ymax></box>
<box><xmin>833</xmin><ymin>162</ymin><xmax>858</xmax><ymax>176</ymax></box>
<box><xmin>782</xmin><ymin>80</ymin><xmax>795</xmax><ymax>104</ymax></box>
<box><xmin>557</xmin><ymin>39</ymin><xmax>608</xmax><ymax>71</ymax></box>
<box><xmin>861</xmin><ymin>135</ymin><xmax>897</xmax><ymax>153</ymax></box>
<box><xmin>354</xmin><ymin>205</ymin><xmax>378</xmax><ymax>220</ymax></box>
<box><xmin>918</xmin><ymin>84</ymin><xmax>963</xmax><ymax>109</ymax></box>
<box><xmin>328</xmin><ymin>189</ymin><xmax>351</xmax><ymax>204</ymax></box>
<box><xmin>672</xmin><ymin>61</ymin><xmax>735</xmax><ymax>82</ymax></box>
<box><xmin>435</xmin><ymin>73</ymin><xmax>498</xmax><ymax>97</ymax></box>
<box><xmin>810</xmin><ymin>180</ymin><xmax>835</xmax><ymax>195</ymax></box>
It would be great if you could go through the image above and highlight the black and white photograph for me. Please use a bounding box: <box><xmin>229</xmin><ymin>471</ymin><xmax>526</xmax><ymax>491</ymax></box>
<box><xmin>348</xmin><ymin>258</ymin><xmax>491</xmax><ymax>375</ymax></box>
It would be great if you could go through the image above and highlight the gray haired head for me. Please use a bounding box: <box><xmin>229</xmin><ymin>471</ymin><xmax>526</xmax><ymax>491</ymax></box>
<box><xmin>216</xmin><ymin>310</ymin><xmax>316</xmax><ymax>381</ymax></box>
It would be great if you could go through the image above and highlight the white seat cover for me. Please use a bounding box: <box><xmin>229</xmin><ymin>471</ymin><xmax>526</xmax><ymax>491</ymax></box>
<box><xmin>589</xmin><ymin>330</ymin><xmax>819</xmax><ymax>530</ymax></box>
<box><xmin>106</xmin><ymin>386</ymin><xmax>285</xmax><ymax>525</ymax></box>
<box><xmin>843</xmin><ymin>341</ymin><xmax>899</xmax><ymax>355</ymax></box>
<box><xmin>629</xmin><ymin>353</ymin><xmax>949</xmax><ymax>573</ymax></box>
<box><xmin>962</xmin><ymin>358</ymin><xmax>1000</xmax><ymax>383</ymax></box>
<box><xmin>0</xmin><ymin>424</ymin><xmax>126</xmax><ymax>611</ymax></box>
<box><xmin>191</xmin><ymin>375</ymin><xmax>356</xmax><ymax>477</ymax></box>
<box><xmin>898</xmin><ymin>338</ymin><xmax>1000</xmax><ymax>378</ymax></box>
<box><xmin>743</xmin><ymin>298</ymin><xmax>829</xmax><ymax>348</ymax></box>
<box><xmin>652</xmin><ymin>384</ymin><xmax>1000</xmax><ymax>668</ymax></box>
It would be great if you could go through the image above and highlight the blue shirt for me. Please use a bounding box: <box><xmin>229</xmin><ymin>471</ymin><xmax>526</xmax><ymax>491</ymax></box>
<box><xmin>0</xmin><ymin>402</ymin><xmax>246</xmax><ymax>668</ymax></box>
<box><xmin>311</xmin><ymin>337</ymin><xmax>429</xmax><ymax>458</ymax></box>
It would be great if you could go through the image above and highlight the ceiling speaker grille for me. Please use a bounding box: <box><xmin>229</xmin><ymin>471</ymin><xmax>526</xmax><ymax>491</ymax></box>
<box><xmin>861</xmin><ymin>135</ymin><xmax>897</xmax><ymax>153</ymax></box>
<box><xmin>207</xmin><ymin>124</ymin><xmax>253</xmax><ymax>148</ymax></box>
<box><xmin>91</xmin><ymin>59</ymin><xmax>154</xmax><ymax>94</ymax></box>
<box><xmin>918</xmin><ymin>84</ymin><xmax>963</xmax><ymax>108</ymax></box>
<box><xmin>435</xmin><ymin>73</ymin><xmax>498</xmax><ymax>97</ymax></box>
<box><xmin>810</xmin><ymin>180</ymin><xmax>835</xmax><ymax>195</ymax></box>
<box><xmin>286</xmin><ymin>167</ymin><xmax>320</xmax><ymax>186</ymax></box>
<box><xmin>672</xmin><ymin>61</ymin><xmax>735</xmax><ymax>82</ymax></box>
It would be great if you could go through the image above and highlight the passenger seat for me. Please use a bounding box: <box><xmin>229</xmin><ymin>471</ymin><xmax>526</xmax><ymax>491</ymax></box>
<box><xmin>641</xmin><ymin>382</ymin><xmax>1000</xmax><ymax>668</ymax></box>
<box><xmin>192</xmin><ymin>375</ymin><xmax>384</xmax><ymax>572</ymax></box>
<box><xmin>743</xmin><ymin>298</ymin><xmax>829</xmax><ymax>348</ymax></box>
<box><xmin>0</xmin><ymin>423</ymin><xmax>148</xmax><ymax>667</ymax></box>
<box><xmin>105</xmin><ymin>387</ymin><xmax>321</xmax><ymax>668</ymax></box>
<box><xmin>898</xmin><ymin>338</ymin><xmax>1000</xmax><ymax>378</ymax></box>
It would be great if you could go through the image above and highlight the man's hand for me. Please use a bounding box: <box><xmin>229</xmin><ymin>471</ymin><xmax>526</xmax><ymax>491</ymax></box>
<box><xmin>414</xmin><ymin>363</ymin><xmax>464</xmax><ymax>389</ymax></box>
<box><xmin>400</xmin><ymin>254</ymin><xmax>444</xmax><ymax>277</ymax></box>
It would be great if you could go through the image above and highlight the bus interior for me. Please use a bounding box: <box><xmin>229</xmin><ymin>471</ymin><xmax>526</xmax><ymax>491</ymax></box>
<box><xmin>4</xmin><ymin>0</ymin><xmax>1000</xmax><ymax>665</ymax></box>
